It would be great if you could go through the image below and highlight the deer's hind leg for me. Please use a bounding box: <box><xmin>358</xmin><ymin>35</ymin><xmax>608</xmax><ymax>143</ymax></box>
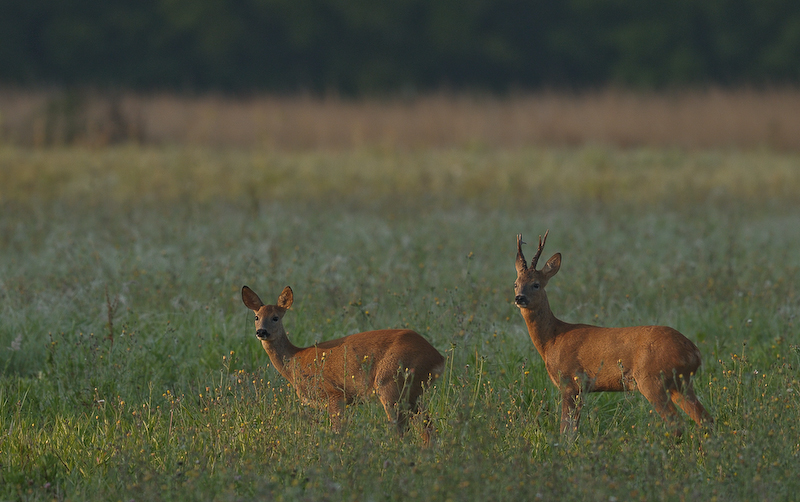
<box><xmin>405</xmin><ymin>380</ymin><xmax>437</xmax><ymax>445</ymax></box>
<box><xmin>636</xmin><ymin>376</ymin><xmax>684</xmax><ymax>435</ymax></box>
<box><xmin>327</xmin><ymin>393</ymin><xmax>346</xmax><ymax>432</ymax></box>
<box><xmin>376</xmin><ymin>380</ymin><xmax>408</xmax><ymax>435</ymax></box>
<box><xmin>377</xmin><ymin>371</ymin><xmax>430</xmax><ymax>439</ymax></box>
<box><xmin>670</xmin><ymin>380</ymin><xmax>713</xmax><ymax>428</ymax></box>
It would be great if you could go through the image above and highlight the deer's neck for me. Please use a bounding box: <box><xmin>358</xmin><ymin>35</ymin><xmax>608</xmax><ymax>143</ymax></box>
<box><xmin>262</xmin><ymin>335</ymin><xmax>302</xmax><ymax>383</ymax></box>
<box><xmin>519</xmin><ymin>298</ymin><xmax>561</xmax><ymax>357</ymax></box>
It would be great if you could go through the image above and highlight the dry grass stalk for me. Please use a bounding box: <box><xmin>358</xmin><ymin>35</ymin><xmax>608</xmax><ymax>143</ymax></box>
<box><xmin>1</xmin><ymin>87</ymin><xmax>800</xmax><ymax>150</ymax></box>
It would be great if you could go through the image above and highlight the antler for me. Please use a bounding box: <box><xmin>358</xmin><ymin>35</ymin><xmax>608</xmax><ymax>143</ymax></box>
<box><xmin>516</xmin><ymin>234</ymin><xmax>528</xmax><ymax>272</ymax></box>
<box><xmin>529</xmin><ymin>229</ymin><xmax>549</xmax><ymax>270</ymax></box>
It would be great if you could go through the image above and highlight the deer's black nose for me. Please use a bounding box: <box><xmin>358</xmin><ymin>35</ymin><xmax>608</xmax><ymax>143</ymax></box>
<box><xmin>256</xmin><ymin>329</ymin><xmax>269</xmax><ymax>339</ymax></box>
<box><xmin>515</xmin><ymin>295</ymin><xmax>528</xmax><ymax>306</ymax></box>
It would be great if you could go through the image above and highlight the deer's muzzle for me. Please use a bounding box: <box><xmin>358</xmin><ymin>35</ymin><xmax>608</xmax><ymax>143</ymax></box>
<box><xmin>514</xmin><ymin>295</ymin><xmax>529</xmax><ymax>307</ymax></box>
<box><xmin>256</xmin><ymin>329</ymin><xmax>269</xmax><ymax>340</ymax></box>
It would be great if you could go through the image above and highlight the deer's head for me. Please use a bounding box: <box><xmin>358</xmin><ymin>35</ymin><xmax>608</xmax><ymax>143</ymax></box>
<box><xmin>514</xmin><ymin>230</ymin><xmax>561</xmax><ymax>311</ymax></box>
<box><xmin>241</xmin><ymin>285</ymin><xmax>293</xmax><ymax>341</ymax></box>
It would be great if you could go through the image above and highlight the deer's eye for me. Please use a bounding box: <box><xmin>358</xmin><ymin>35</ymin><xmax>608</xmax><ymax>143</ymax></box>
<box><xmin>532</xmin><ymin>283</ymin><xmax>540</xmax><ymax>290</ymax></box>
<box><xmin>272</xmin><ymin>316</ymin><xmax>279</xmax><ymax>322</ymax></box>
<box><xmin>254</xmin><ymin>316</ymin><xmax>259</xmax><ymax>321</ymax></box>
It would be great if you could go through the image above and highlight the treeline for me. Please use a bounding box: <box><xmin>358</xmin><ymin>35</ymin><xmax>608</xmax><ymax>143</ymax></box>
<box><xmin>2</xmin><ymin>0</ymin><xmax>800</xmax><ymax>93</ymax></box>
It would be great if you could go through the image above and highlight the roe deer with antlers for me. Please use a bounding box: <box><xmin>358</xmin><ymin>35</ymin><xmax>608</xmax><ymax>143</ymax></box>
<box><xmin>514</xmin><ymin>231</ymin><xmax>713</xmax><ymax>436</ymax></box>
<box><xmin>242</xmin><ymin>285</ymin><xmax>445</xmax><ymax>439</ymax></box>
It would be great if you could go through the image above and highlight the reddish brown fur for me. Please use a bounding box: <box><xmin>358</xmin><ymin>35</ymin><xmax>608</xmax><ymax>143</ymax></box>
<box><xmin>514</xmin><ymin>231</ymin><xmax>713</xmax><ymax>435</ymax></box>
<box><xmin>242</xmin><ymin>285</ymin><xmax>444</xmax><ymax>439</ymax></box>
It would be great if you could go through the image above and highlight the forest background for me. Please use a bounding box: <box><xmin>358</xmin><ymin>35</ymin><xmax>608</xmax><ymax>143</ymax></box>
<box><xmin>3</xmin><ymin>0</ymin><xmax>800</xmax><ymax>93</ymax></box>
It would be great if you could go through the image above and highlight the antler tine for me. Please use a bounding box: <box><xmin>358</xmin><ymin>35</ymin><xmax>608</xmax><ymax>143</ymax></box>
<box><xmin>530</xmin><ymin>229</ymin><xmax>549</xmax><ymax>269</ymax></box>
<box><xmin>516</xmin><ymin>234</ymin><xmax>528</xmax><ymax>271</ymax></box>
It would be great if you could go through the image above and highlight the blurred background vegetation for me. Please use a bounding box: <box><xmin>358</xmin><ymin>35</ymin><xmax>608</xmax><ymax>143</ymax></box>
<box><xmin>2</xmin><ymin>0</ymin><xmax>800</xmax><ymax>94</ymax></box>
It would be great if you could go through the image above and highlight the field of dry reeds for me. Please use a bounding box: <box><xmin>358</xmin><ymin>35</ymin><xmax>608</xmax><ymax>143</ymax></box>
<box><xmin>2</xmin><ymin>87</ymin><xmax>800</xmax><ymax>150</ymax></box>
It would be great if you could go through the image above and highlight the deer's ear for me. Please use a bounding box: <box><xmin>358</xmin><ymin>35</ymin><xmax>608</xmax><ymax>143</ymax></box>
<box><xmin>541</xmin><ymin>253</ymin><xmax>561</xmax><ymax>280</ymax></box>
<box><xmin>242</xmin><ymin>286</ymin><xmax>264</xmax><ymax>311</ymax></box>
<box><xmin>277</xmin><ymin>286</ymin><xmax>293</xmax><ymax>309</ymax></box>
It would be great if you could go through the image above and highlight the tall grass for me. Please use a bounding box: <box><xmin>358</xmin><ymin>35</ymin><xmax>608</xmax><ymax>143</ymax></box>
<box><xmin>0</xmin><ymin>145</ymin><xmax>798</xmax><ymax>500</ymax></box>
<box><xmin>2</xmin><ymin>145</ymin><xmax>800</xmax><ymax>209</ymax></box>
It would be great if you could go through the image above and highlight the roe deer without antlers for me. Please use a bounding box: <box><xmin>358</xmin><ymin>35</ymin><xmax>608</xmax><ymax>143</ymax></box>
<box><xmin>241</xmin><ymin>285</ymin><xmax>445</xmax><ymax>440</ymax></box>
<box><xmin>514</xmin><ymin>231</ymin><xmax>713</xmax><ymax>436</ymax></box>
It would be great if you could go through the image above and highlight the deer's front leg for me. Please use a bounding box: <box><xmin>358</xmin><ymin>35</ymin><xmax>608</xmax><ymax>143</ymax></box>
<box><xmin>560</xmin><ymin>387</ymin><xmax>583</xmax><ymax>434</ymax></box>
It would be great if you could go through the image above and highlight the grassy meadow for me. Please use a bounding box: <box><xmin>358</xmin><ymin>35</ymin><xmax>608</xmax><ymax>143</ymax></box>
<box><xmin>0</xmin><ymin>143</ymin><xmax>799</xmax><ymax>501</ymax></box>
